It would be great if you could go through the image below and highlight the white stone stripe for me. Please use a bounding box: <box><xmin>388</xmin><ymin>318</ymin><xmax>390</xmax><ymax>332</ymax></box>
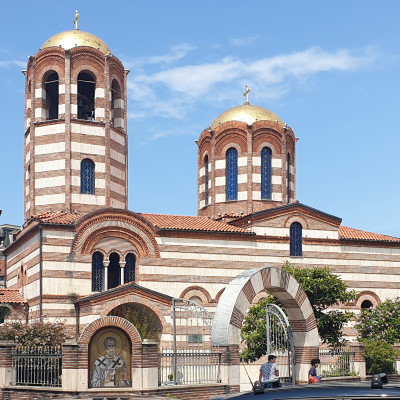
<box><xmin>35</xmin><ymin>159</ymin><xmax>65</xmax><ymax>172</ymax></box>
<box><xmin>35</xmin><ymin>88</ymin><xmax>45</xmax><ymax>99</ymax></box>
<box><xmin>252</xmin><ymin>174</ymin><xmax>282</xmax><ymax>184</ymax></box>
<box><xmin>35</xmin><ymin>176</ymin><xmax>65</xmax><ymax>189</ymax></box>
<box><xmin>71</xmin><ymin>142</ymin><xmax>105</xmax><ymax>155</ymax></box>
<box><xmin>71</xmin><ymin>194</ymin><xmax>105</xmax><ymax>205</ymax></box>
<box><xmin>71</xmin><ymin>123</ymin><xmax>105</xmax><ymax>136</ymax></box>
<box><xmin>36</xmin><ymin>123</ymin><xmax>65</xmax><ymax>136</ymax></box>
<box><xmin>110</xmin><ymin>149</ymin><xmax>125</xmax><ymax>164</ymax></box>
<box><xmin>110</xmin><ymin>181</ymin><xmax>125</xmax><ymax>196</ymax></box>
<box><xmin>110</xmin><ymin>130</ymin><xmax>125</xmax><ymax>146</ymax></box>
<box><xmin>35</xmin><ymin>142</ymin><xmax>65</xmax><ymax>155</ymax></box>
<box><xmin>110</xmin><ymin>166</ymin><xmax>125</xmax><ymax>180</ymax></box>
<box><xmin>35</xmin><ymin>193</ymin><xmax>65</xmax><ymax>205</ymax></box>
<box><xmin>95</xmin><ymin>108</ymin><xmax>105</xmax><ymax>118</ymax></box>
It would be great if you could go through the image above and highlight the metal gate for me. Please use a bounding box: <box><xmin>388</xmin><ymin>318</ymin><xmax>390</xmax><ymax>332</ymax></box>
<box><xmin>158</xmin><ymin>298</ymin><xmax>221</xmax><ymax>385</ymax></box>
<box><xmin>266</xmin><ymin>303</ymin><xmax>295</xmax><ymax>385</ymax></box>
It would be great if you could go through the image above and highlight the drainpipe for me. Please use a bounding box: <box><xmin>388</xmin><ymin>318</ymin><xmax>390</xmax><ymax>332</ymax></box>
<box><xmin>39</xmin><ymin>223</ymin><xmax>43</xmax><ymax>320</ymax></box>
<box><xmin>74</xmin><ymin>301</ymin><xmax>80</xmax><ymax>338</ymax></box>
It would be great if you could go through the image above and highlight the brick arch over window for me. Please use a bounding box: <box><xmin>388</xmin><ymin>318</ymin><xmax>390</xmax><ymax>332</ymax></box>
<box><xmin>72</xmin><ymin>209</ymin><xmax>159</xmax><ymax>257</ymax></box>
<box><xmin>356</xmin><ymin>290</ymin><xmax>380</xmax><ymax>308</ymax></box>
<box><xmin>78</xmin><ymin>316</ymin><xmax>142</xmax><ymax>369</ymax></box>
<box><xmin>179</xmin><ymin>286</ymin><xmax>212</xmax><ymax>305</ymax></box>
<box><xmin>211</xmin><ymin>266</ymin><xmax>319</xmax><ymax>383</ymax></box>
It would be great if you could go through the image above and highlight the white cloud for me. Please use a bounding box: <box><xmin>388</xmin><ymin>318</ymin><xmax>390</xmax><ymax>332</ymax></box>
<box><xmin>126</xmin><ymin>45</ymin><xmax>378</xmax><ymax>132</ymax></box>
<box><xmin>0</xmin><ymin>60</ymin><xmax>25</xmax><ymax>68</ymax></box>
<box><xmin>230</xmin><ymin>37</ymin><xmax>258</xmax><ymax>47</ymax></box>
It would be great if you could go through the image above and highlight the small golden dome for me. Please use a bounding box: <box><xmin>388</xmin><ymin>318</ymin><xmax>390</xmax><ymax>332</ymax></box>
<box><xmin>40</xmin><ymin>30</ymin><xmax>112</xmax><ymax>55</ymax></box>
<box><xmin>210</xmin><ymin>103</ymin><xmax>284</xmax><ymax>130</ymax></box>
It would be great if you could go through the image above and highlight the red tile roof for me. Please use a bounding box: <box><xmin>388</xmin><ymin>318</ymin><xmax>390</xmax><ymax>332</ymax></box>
<box><xmin>30</xmin><ymin>211</ymin><xmax>83</xmax><ymax>225</ymax></box>
<box><xmin>0</xmin><ymin>289</ymin><xmax>26</xmax><ymax>304</ymax></box>
<box><xmin>339</xmin><ymin>226</ymin><xmax>400</xmax><ymax>242</ymax></box>
<box><xmin>142</xmin><ymin>213</ymin><xmax>252</xmax><ymax>234</ymax></box>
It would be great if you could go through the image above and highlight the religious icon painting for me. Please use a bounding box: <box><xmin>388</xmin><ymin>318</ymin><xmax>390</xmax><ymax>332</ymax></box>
<box><xmin>89</xmin><ymin>327</ymin><xmax>131</xmax><ymax>388</ymax></box>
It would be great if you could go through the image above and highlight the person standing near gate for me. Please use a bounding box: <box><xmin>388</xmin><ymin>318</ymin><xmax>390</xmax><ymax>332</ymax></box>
<box><xmin>308</xmin><ymin>358</ymin><xmax>321</xmax><ymax>383</ymax></box>
<box><xmin>259</xmin><ymin>354</ymin><xmax>280</xmax><ymax>388</ymax></box>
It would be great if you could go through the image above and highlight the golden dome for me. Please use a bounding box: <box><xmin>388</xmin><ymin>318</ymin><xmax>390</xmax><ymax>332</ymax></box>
<box><xmin>210</xmin><ymin>103</ymin><xmax>284</xmax><ymax>130</ymax></box>
<box><xmin>40</xmin><ymin>30</ymin><xmax>112</xmax><ymax>55</ymax></box>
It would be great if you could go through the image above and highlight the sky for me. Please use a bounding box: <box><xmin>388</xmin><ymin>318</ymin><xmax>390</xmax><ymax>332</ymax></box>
<box><xmin>0</xmin><ymin>0</ymin><xmax>400</xmax><ymax>237</ymax></box>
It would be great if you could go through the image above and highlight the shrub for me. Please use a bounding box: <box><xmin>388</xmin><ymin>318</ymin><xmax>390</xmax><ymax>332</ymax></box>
<box><xmin>0</xmin><ymin>320</ymin><xmax>68</xmax><ymax>346</ymax></box>
<box><xmin>363</xmin><ymin>340</ymin><xmax>399</xmax><ymax>375</ymax></box>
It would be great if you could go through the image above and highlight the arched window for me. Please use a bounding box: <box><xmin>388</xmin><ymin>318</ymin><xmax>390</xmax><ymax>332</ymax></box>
<box><xmin>45</xmin><ymin>72</ymin><xmax>59</xmax><ymax>120</ymax></box>
<box><xmin>261</xmin><ymin>147</ymin><xmax>272</xmax><ymax>199</ymax></box>
<box><xmin>361</xmin><ymin>300</ymin><xmax>373</xmax><ymax>309</ymax></box>
<box><xmin>124</xmin><ymin>253</ymin><xmax>136</xmax><ymax>284</ymax></box>
<box><xmin>111</xmin><ymin>79</ymin><xmax>122</xmax><ymax>127</ymax></box>
<box><xmin>78</xmin><ymin>71</ymin><xmax>95</xmax><ymax>120</ymax></box>
<box><xmin>226</xmin><ymin>147</ymin><xmax>238</xmax><ymax>201</ymax></box>
<box><xmin>81</xmin><ymin>159</ymin><xmax>95</xmax><ymax>194</ymax></box>
<box><xmin>290</xmin><ymin>222</ymin><xmax>302</xmax><ymax>257</ymax></box>
<box><xmin>287</xmin><ymin>153</ymin><xmax>291</xmax><ymax>203</ymax></box>
<box><xmin>108</xmin><ymin>252</ymin><xmax>120</xmax><ymax>289</ymax></box>
<box><xmin>92</xmin><ymin>252</ymin><xmax>104</xmax><ymax>292</ymax></box>
<box><xmin>204</xmin><ymin>155</ymin><xmax>209</xmax><ymax>206</ymax></box>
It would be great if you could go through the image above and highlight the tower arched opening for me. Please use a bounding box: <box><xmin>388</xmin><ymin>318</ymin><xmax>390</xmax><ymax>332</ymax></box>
<box><xmin>78</xmin><ymin>71</ymin><xmax>95</xmax><ymax>120</ymax></box>
<box><xmin>44</xmin><ymin>71</ymin><xmax>59</xmax><ymax>120</ymax></box>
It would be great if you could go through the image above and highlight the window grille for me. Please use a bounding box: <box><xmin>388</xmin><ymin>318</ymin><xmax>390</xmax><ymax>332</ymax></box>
<box><xmin>92</xmin><ymin>251</ymin><xmax>103</xmax><ymax>291</ymax></box>
<box><xmin>287</xmin><ymin>153</ymin><xmax>291</xmax><ymax>203</ymax></box>
<box><xmin>124</xmin><ymin>253</ymin><xmax>136</xmax><ymax>283</ymax></box>
<box><xmin>261</xmin><ymin>147</ymin><xmax>272</xmax><ymax>199</ymax></box>
<box><xmin>204</xmin><ymin>156</ymin><xmax>209</xmax><ymax>206</ymax></box>
<box><xmin>81</xmin><ymin>158</ymin><xmax>95</xmax><ymax>194</ymax></box>
<box><xmin>290</xmin><ymin>222</ymin><xmax>302</xmax><ymax>257</ymax></box>
<box><xmin>226</xmin><ymin>148</ymin><xmax>238</xmax><ymax>201</ymax></box>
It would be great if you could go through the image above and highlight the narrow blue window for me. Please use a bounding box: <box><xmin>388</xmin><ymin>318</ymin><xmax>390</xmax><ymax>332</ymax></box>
<box><xmin>92</xmin><ymin>251</ymin><xmax>104</xmax><ymax>291</ymax></box>
<box><xmin>261</xmin><ymin>147</ymin><xmax>272</xmax><ymax>199</ymax></box>
<box><xmin>81</xmin><ymin>158</ymin><xmax>95</xmax><ymax>194</ymax></box>
<box><xmin>287</xmin><ymin>153</ymin><xmax>291</xmax><ymax>203</ymax></box>
<box><xmin>226</xmin><ymin>148</ymin><xmax>238</xmax><ymax>201</ymax></box>
<box><xmin>124</xmin><ymin>253</ymin><xmax>136</xmax><ymax>283</ymax></box>
<box><xmin>290</xmin><ymin>222</ymin><xmax>302</xmax><ymax>257</ymax></box>
<box><xmin>204</xmin><ymin>155</ymin><xmax>209</xmax><ymax>206</ymax></box>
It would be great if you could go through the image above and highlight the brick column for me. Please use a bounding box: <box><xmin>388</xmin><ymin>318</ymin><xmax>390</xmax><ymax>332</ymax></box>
<box><xmin>349</xmin><ymin>342</ymin><xmax>366</xmax><ymax>379</ymax></box>
<box><xmin>141</xmin><ymin>339</ymin><xmax>158</xmax><ymax>389</ymax></box>
<box><xmin>62</xmin><ymin>340</ymin><xmax>87</xmax><ymax>391</ymax></box>
<box><xmin>212</xmin><ymin>345</ymin><xmax>240</xmax><ymax>391</ymax></box>
<box><xmin>0</xmin><ymin>340</ymin><xmax>14</xmax><ymax>387</ymax></box>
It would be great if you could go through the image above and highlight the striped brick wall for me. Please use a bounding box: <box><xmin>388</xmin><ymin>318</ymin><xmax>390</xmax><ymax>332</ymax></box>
<box><xmin>197</xmin><ymin>119</ymin><xmax>296</xmax><ymax>219</ymax></box>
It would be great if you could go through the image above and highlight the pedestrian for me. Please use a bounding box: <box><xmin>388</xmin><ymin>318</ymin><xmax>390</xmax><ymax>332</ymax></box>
<box><xmin>308</xmin><ymin>358</ymin><xmax>321</xmax><ymax>384</ymax></box>
<box><xmin>259</xmin><ymin>354</ymin><xmax>280</xmax><ymax>388</ymax></box>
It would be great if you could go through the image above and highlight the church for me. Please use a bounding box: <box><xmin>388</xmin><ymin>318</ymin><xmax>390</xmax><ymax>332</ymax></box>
<box><xmin>1</xmin><ymin>14</ymin><xmax>400</xmax><ymax>397</ymax></box>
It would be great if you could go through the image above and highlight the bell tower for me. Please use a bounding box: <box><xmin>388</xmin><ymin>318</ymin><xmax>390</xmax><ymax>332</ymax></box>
<box><xmin>23</xmin><ymin>12</ymin><xmax>129</xmax><ymax>220</ymax></box>
<box><xmin>197</xmin><ymin>86</ymin><xmax>297</xmax><ymax>219</ymax></box>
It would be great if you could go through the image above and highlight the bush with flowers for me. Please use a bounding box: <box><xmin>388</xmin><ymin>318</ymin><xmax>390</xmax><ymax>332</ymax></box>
<box><xmin>356</xmin><ymin>297</ymin><xmax>400</xmax><ymax>344</ymax></box>
<box><xmin>0</xmin><ymin>320</ymin><xmax>68</xmax><ymax>346</ymax></box>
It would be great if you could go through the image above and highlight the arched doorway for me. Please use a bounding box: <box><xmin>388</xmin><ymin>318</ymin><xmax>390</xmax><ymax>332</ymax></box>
<box><xmin>210</xmin><ymin>266</ymin><xmax>319</xmax><ymax>383</ymax></box>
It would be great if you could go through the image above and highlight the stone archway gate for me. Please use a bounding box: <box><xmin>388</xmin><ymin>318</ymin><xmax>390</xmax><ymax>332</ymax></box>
<box><xmin>210</xmin><ymin>266</ymin><xmax>319</xmax><ymax>384</ymax></box>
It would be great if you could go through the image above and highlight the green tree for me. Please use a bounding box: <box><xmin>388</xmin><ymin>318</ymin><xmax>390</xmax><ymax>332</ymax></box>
<box><xmin>240</xmin><ymin>263</ymin><xmax>357</xmax><ymax>362</ymax></box>
<box><xmin>0</xmin><ymin>320</ymin><xmax>68</xmax><ymax>346</ymax></box>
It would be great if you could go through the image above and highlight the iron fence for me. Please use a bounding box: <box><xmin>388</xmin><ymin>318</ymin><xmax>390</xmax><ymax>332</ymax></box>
<box><xmin>158</xmin><ymin>348</ymin><xmax>221</xmax><ymax>386</ymax></box>
<box><xmin>11</xmin><ymin>345</ymin><xmax>62</xmax><ymax>387</ymax></box>
<box><xmin>319</xmin><ymin>347</ymin><xmax>356</xmax><ymax>377</ymax></box>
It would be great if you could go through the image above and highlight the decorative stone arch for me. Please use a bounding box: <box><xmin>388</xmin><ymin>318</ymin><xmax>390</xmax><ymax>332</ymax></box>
<box><xmin>179</xmin><ymin>286</ymin><xmax>212</xmax><ymax>305</ymax></box>
<box><xmin>356</xmin><ymin>290</ymin><xmax>380</xmax><ymax>309</ymax></box>
<box><xmin>72</xmin><ymin>209</ymin><xmax>160</xmax><ymax>258</ymax></box>
<box><xmin>211</xmin><ymin>266</ymin><xmax>319</xmax><ymax>383</ymax></box>
<box><xmin>214</xmin><ymin>287</ymin><xmax>225</xmax><ymax>303</ymax></box>
<box><xmin>285</xmin><ymin>215</ymin><xmax>309</xmax><ymax>229</ymax></box>
<box><xmin>79</xmin><ymin>316</ymin><xmax>142</xmax><ymax>370</ymax></box>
